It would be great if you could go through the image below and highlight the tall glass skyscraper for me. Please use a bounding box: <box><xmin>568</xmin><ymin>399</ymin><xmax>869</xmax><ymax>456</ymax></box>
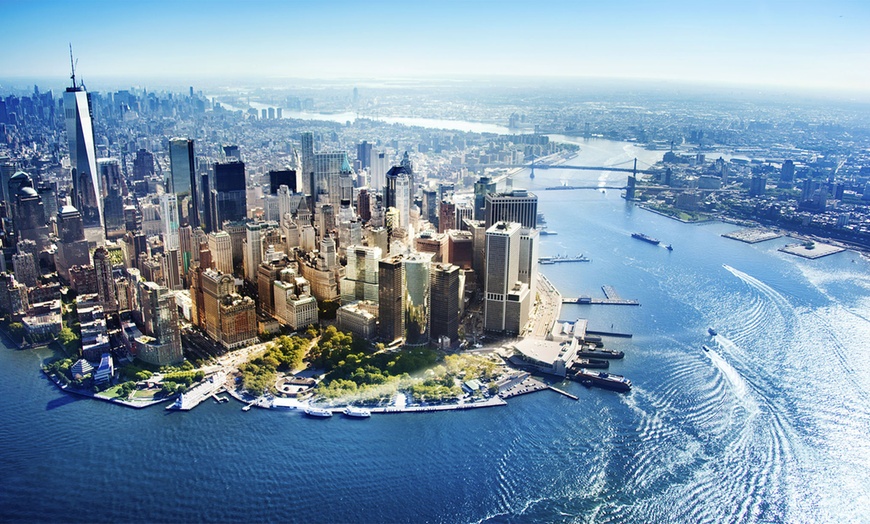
<box><xmin>168</xmin><ymin>138</ymin><xmax>198</xmax><ymax>227</ymax></box>
<box><xmin>64</xmin><ymin>84</ymin><xmax>102</xmax><ymax>243</ymax></box>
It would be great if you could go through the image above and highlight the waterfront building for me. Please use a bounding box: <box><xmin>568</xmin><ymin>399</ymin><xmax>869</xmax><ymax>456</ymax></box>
<box><xmin>340</xmin><ymin>245</ymin><xmax>382</xmax><ymax>303</ymax></box>
<box><xmin>378</xmin><ymin>254</ymin><xmax>405</xmax><ymax>343</ymax></box>
<box><xmin>0</xmin><ymin>273</ymin><xmax>28</xmax><ymax>317</ymax></box>
<box><xmin>93</xmin><ymin>353</ymin><xmax>114</xmax><ymax>384</ymax></box>
<box><xmin>484</xmin><ymin>221</ymin><xmax>529</xmax><ymax>334</ymax></box>
<box><xmin>518</xmin><ymin>227</ymin><xmax>539</xmax><ymax>297</ymax></box>
<box><xmin>429</xmin><ymin>262</ymin><xmax>460</xmax><ymax>346</ymax></box>
<box><xmin>485</xmin><ymin>189</ymin><xmax>537</xmax><ymax>230</ymax></box>
<box><xmin>135</xmin><ymin>280</ymin><xmax>183</xmax><ymax>366</ymax></box>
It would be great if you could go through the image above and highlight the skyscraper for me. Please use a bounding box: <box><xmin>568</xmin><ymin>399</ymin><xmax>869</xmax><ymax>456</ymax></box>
<box><xmin>169</xmin><ymin>138</ymin><xmax>199</xmax><ymax>227</ymax></box>
<box><xmin>208</xmin><ymin>230</ymin><xmax>233</xmax><ymax>275</ymax></box>
<box><xmin>300</xmin><ymin>132</ymin><xmax>315</xmax><ymax>199</ymax></box>
<box><xmin>429</xmin><ymin>263</ymin><xmax>460</xmax><ymax>345</ymax></box>
<box><xmin>378</xmin><ymin>254</ymin><xmax>405</xmax><ymax>343</ymax></box>
<box><xmin>93</xmin><ymin>246</ymin><xmax>117</xmax><ymax>313</ymax></box>
<box><xmin>213</xmin><ymin>161</ymin><xmax>247</xmax><ymax>225</ymax></box>
<box><xmin>484</xmin><ymin>189</ymin><xmax>538</xmax><ymax>230</ymax></box>
<box><xmin>356</xmin><ymin>140</ymin><xmax>372</xmax><ymax>170</ymax></box>
<box><xmin>64</xmin><ymin>80</ymin><xmax>103</xmax><ymax>243</ymax></box>
<box><xmin>340</xmin><ymin>245</ymin><xmax>382</xmax><ymax>303</ymax></box>
<box><xmin>404</xmin><ymin>253</ymin><xmax>432</xmax><ymax>346</ymax></box>
<box><xmin>98</xmin><ymin>159</ymin><xmax>125</xmax><ymax>240</ymax></box>
<box><xmin>484</xmin><ymin>221</ymin><xmax>529</xmax><ymax>334</ymax></box>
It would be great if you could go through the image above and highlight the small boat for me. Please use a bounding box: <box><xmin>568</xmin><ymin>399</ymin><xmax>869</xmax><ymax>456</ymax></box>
<box><xmin>304</xmin><ymin>406</ymin><xmax>333</xmax><ymax>418</ymax></box>
<box><xmin>702</xmin><ymin>345</ymin><xmax>710</xmax><ymax>352</ymax></box>
<box><xmin>572</xmin><ymin>358</ymin><xmax>609</xmax><ymax>369</ymax></box>
<box><xmin>343</xmin><ymin>406</ymin><xmax>372</xmax><ymax>418</ymax></box>
<box><xmin>666</xmin><ymin>244</ymin><xmax>673</xmax><ymax>251</ymax></box>
<box><xmin>708</xmin><ymin>327</ymin><xmax>718</xmax><ymax>337</ymax></box>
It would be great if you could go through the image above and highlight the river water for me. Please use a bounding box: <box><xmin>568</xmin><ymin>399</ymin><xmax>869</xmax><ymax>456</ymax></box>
<box><xmin>1</xmin><ymin>139</ymin><xmax>869</xmax><ymax>523</ymax></box>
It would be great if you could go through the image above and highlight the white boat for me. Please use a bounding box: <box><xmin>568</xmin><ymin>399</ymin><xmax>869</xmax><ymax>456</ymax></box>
<box><xmin>343</xmin><ymin>406</ymin><xmax>372</xmax><ymax>418</ymax></box>
<box><xmin>303</xmin><ymin>406</ymin><xmax>333</xmax><ymax>418</ymax></box>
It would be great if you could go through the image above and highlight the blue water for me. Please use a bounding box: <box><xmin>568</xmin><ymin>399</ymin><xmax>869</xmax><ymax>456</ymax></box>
<box><xmin>2</xmin><ymin>140</ymin><xmax>870</xmax><ymax>523</ymax></box>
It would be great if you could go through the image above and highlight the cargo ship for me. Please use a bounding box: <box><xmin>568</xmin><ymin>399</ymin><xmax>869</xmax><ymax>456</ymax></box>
<box><xmin>632</xmin><ymin>232</ymin><xmax>661</xmax><ymax>245</ymax></box>
<box><xmin>571</xmin><ymin>368</ymin><xmax>632</xmax><ymax>392</ymax></box>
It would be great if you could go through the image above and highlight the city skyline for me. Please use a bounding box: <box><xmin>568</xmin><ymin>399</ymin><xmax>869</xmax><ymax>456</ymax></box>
<box><xmin>2</xmin><ymin>0</ymin><xmax>869</xmax><ymax>95</ymax></box>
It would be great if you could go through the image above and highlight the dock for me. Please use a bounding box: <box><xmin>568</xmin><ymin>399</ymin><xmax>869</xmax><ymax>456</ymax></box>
<box><xmin>562</xmin><ymin>285</ymin><xmax>640</xmax><ymax>306</ymax></box>
<box><xmin>586</xmin><ymin>330</ymin><xmax>633</xmax><ymax>338</ymax></box>
<box><xmin>548</xmin><ymin>386</ymin><xmax>578</xmax><ymax>400</ymax></box>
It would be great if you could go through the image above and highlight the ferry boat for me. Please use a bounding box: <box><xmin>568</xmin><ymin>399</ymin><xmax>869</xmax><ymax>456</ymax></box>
<box><xmin>538</xmin><ymin>254</ymin><xmax>590</xmax><ymax>264</ymax></box>
<box><xmin>632</xmin><ymin>232</ymin><xmax>661</xmax><ymax>245</ymax></box>
<box><xmin>303</xmin><ymin>406</ymin><xmax>333</xmax><ymax>418</ymax></box>
<box><xmin>571</xmin><ymin>358</ymin><xmax>609</xmax><ymax>370</ymax></box>
<box><xmin>577</xmin><ymin>347</ymin><xmax>625</xmax><ymax>359</ymax></box>
<box><xmin>343</xmin><ymin>406</ymin><xmax>372</xmax><ymax>418</ymax></box>
<box><xmin>572</xmin><ymin>368</ymin><xmax>632</xmax><ymax>392</ymax></box>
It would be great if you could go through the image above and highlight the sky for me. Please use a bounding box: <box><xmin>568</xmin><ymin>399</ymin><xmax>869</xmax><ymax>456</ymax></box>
<box><xmin>2</xmin><ymin>0</ymin><xmax>869</xmax><ymax>93</ymax></box>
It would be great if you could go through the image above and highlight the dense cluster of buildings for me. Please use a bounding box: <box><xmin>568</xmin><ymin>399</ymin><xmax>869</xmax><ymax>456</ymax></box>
<box><xmin>0</xmin><ymin>75</ymin><xmax>556</xmax><ymax>379</ymax></box>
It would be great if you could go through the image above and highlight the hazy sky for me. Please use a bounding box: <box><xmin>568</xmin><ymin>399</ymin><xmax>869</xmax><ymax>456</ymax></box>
<box><xmin>3</xmin><ymin>0</ymin><xmax>869</xmax><ymax>92</ymax></box>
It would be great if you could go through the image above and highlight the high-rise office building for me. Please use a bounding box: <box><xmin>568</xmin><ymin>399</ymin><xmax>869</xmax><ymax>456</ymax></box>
<box><xmin>169</xmin><ymin>138</ymin><xmax>199</xmax><ymax>227</ymax></box>
<box><xmin>429</xmin><ymin>262</ymin><xmax>460</xmax><ymax>345</ymax></box>
<box><xmin>378</xmin><ymin>254</ymin><xmax>405</xmax><ymax>343</ymax></box>
<box><xmin>136</xmin><ymin>280</ymin><xmax>183</xmax><ymax>366</ymax></box>
<box><xmin>213</xmin><ymin>161</ymin><xmax>247</xmax><ymax>225</ymax></box>
<box><xmin>208</xmin><ymin>230</ymin><xmax>233</xmax><ymax>274</ymax></box>
<box><xmin>484</xmin><ymin>221</ymin><xmax>529</xmax><ymax>334</ymax></box>
<box><xmin>356</xmin><ymin>141</ymin><xmax>372</xmax><ymax>170</ymax></box>
<box><xmin>370</xmin><ymin>151</ymin><xmax>388</xmax><ymax>191</ymax></box>
<box><xmin>340</xmin><ymin>245</ymin><xmax>382</xmax><ymax>303</ymax></box>
<box><xmin>268</xmin><ymin>168</ymin><xmax>298</xmax><ymax>195</ymax></box>
<box><xmin>301</xmin><ymin>132</ymin><xmax>315</xmax><ymax>199</ymax></box>
<box><xmin>473</xmin><ymin>177</ymin><xmax>497</xmax><ymax>220</ymax></box>
<box><xmin>404</xmin><ymin>253</ymin><xmax>432</xmax><ymax>346</ymax></box>
<box><xmin>93</xmin><ymin>246</ymin><xmax>117</xmax><ymax>313</ymax></box>
<box><xmin>781</xmin><ymin>160</ymin><xmax>795</xmax><ymax>183</ymax></box>
<box><xmin>98</xmin><ymin>159</ymin><xmax>125</xmax><ymax>240</ymax></box>
<box><xmin>64</xmin><ymin>81</ymin><xmax>103</xmax><ymax>243</ymax></box>
<box><xmin>485</xmin><ymin>189</ymin><xmax>538</xmax><ymax>230</ymax></box>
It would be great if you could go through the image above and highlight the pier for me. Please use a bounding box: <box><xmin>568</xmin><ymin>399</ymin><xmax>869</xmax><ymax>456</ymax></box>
<box><xmin>548</xmin><ymin>386</ymin><xmax>579</xmax><ymax>401</ymax></box>
<box><xmin>563</xmin><ymin>285</ymin><xmax>640</xmax><ymax>306</ymax></box>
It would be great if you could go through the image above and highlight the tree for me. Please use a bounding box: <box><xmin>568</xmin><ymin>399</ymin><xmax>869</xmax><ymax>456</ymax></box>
<box><xmin>58</xmin><ymin>327</ymin><xmax>80</xmax><ymax>354</ymax></box>
<box><xmin>8</xmin><ymin>322</ymin><xmax>24</xmax><ymax>339</ymax></box>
